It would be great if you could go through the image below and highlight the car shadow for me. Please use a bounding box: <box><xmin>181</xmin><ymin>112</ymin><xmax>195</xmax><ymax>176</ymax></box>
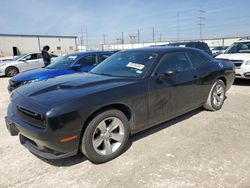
<box><xmin>130</xmin><ymin>107</ymin><xmax>203</xmax><ymax>143</ymax></box>
<box><xmin>233</xmin><ymin>79</ymin><xmax>250</xmax><ymax>86</ymax></box>
<box><xmin>37</xmin><ymin>107</ymin><xmax>203</xmax><ymax>167</ymax></box>
<box><xmin>36</xmin><ymin>152</ymin><xmax>87</xmax><ymax>167</ymax></box>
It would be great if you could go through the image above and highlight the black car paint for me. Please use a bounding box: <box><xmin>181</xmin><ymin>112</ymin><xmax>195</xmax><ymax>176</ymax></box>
<box><xmin>5</xmin><ymin>47</ymin><xmax>235</xmax><ymax>159</ymax></box>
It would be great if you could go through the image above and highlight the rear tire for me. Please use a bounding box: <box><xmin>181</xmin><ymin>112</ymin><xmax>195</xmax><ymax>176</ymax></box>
<box><xmin>80</xmin><ymin>109</ymin><xmax>130</xmax><ymax>164</ymax></box>
<box><xmin>5</xmin><ymin>66</ymin><xmax>19</xmax><ymax>77</ymax></box>
<box><xmin>203</xmin><ymin>80</ymin><xmax>226</xmax><ymax>111</ymax></box>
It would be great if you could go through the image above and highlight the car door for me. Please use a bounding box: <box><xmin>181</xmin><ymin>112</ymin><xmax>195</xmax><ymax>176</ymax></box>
<box><xmin>186</xmin><ymin>51</ymin><xmax>213</xmax><ymax>104</ymax></box>
<box><xmin>20</xmin><ymin>53</ymin><xmax>43</xmax><ymax>70</ymax></box>
<box><xmin>148</xmin><ymin>52</ymin><xmax>200</xmax><ymax>125</ymax></box>
<box><xmin>74</xmin><ymin>54</ymin><xmax>97</xmax><ymax>72</ymax></box>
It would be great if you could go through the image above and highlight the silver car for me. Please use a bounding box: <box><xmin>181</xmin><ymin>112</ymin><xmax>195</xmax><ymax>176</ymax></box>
<box><xmin>0</xmin><ymin>53</ymin><xmax>57</xmax><ymax>77</ymax></box>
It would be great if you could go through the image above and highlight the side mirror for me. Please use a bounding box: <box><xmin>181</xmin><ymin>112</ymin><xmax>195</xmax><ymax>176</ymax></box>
<box><xmin>71</xmin><ymin>64</ymin><xmax>81</xmax><ymax>70</ymax></box>
<box><xmin>164</xmin><ymin>69</ymin><xmax>178</xmax><ymax>76</ymax></box>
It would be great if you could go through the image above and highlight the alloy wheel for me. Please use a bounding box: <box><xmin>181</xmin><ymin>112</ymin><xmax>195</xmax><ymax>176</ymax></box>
<box><xmin>212</xmin><ymin>84</ymin><xmax>225</xmax><ymax>107</ymax></box>
<box><xmin>92</xmin><ymin>117</ymin><xmax>125</xmax><ymax>156</ymax></box>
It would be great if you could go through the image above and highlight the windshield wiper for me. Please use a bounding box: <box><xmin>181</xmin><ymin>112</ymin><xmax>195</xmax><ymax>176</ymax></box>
<box><xmin>88</xmin><ymin>72</ymin><xmax>113</xmax><ymax>76</ymax></box>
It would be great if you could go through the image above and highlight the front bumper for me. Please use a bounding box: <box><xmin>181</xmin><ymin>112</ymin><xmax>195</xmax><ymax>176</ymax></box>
<box><xmin>235</xmin><ymin>66</ymin><xmax>250</xmax><ymax>79</ymax></box>
<box><xmin>5</xmin><ymin>101</ymin><xmax>81</xmax><ymax>160</ymax></box>
<box><xmin>0</xmin><ymin>67</ymin><xmax>5</xmax><ymax>76</ymax></box>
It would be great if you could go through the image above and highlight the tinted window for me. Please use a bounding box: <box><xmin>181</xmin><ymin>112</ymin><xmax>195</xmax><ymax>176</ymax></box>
<box><xmin>23</xmin><ymin>54</ymin><xmax>38</xmax><ymax>60</ymax></box>
<box><xmin>47</xmin><ymin>55</ymin><xmax>79</xmax><ymax>69</ymax></box>
<box><xmin>76</xmin><ymin>55</ymin><xmax>97</xmax><ymax>67</ymax></box>
<box><xmin>98</xmin><ymin>54</ymin><xmax>111</xmax><ymax>63</ymax></box>
<box><xmin>37</xmin><ymin>53</ymin><xmax>42</xmax><ymax>59</ymax></box>
<box><xmin>156</xmin><ymin>53</ymin><xmax>193</xmax><ymax>74</ymax></box>
<box><xmin>187</xmin><ymin>52</ymin><xmax>206</xmax><ymax>68</ymax></box>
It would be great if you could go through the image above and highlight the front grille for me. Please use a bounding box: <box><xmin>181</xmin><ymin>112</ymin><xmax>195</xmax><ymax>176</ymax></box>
<box><xmin>17</xmin><ymin>106</ymin><xmax>46</xmax><ymax>129</ymax></box>
<box><xmin>230</xmin><ymin>60</ymin><xmax>243</xmax><ymax>68</ymax></box>
<box><xmin>17</xmin><ymin>106</ymin><xmax>42</xmax><ymax>120</ymax></box>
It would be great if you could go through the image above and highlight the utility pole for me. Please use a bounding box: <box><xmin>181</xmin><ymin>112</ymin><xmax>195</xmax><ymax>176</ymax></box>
<box><xmin>80</xmin><ymin>29</ymin><xmax>84</xmax><ymax>47</ymax></box>
<box><xmin>152</xmin><ymin>27</ymin><xmax>155</xmax><ymax>42</ymax></box>
<box><xmin>137</xmin><ymin>29</ymin><xmax>140</xmax><ymax>43</ymax></box>
<box><xmin>116</xmin><ymin>38</ymin><xmax>121</xmax><ymax>50</ymax></box>
<box><xmin>121</xmin><ymin>32</ymin><xmax>124</xmax><ymax>49</ymax></box>
<box><xmin>85</xmin><ymin>29</ymin><xmax>88</xmax><ymax>51</ymax></box>
<box><xmin>159</xmin><ymin>33</ymin><xmax>162</xmax><ymax>42</ymax></box>
<box><xmin>177</xmin><ymin>11</ymin><xmax>180</xmax><ymax>40</ymax></box>
<box><xmin>103</xmin><ymin>34</ymin><xmax>106</xmax><ymax>44</ymax></box>
<box><xmin>198</xmin><ymin>9</ymin><xmax>205</xmax><ymax>40</ymax></box>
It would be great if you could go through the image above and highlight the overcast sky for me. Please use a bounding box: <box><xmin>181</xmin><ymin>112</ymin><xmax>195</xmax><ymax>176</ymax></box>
<box><xmin>0</xmin><ymin>0</ymin><xmax>250</xmax><ymax>47</ymax></box>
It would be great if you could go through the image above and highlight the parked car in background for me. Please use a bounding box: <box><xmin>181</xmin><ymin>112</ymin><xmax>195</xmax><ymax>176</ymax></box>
<box><xmin>167</xmin><ymin>41</ymin><xmax>213</xmax><ymax>56</ymax></box>
<box><xmin>216</xmin><ymin>40</ymin><xmax>250</xmax><ymax>79</ymax></box>
<box><xmin>0</xmin><ymin>55</ymin><xmax>18</xmax><ymax>62</ymax></box>
<box><xmin>8</xmin><ymin>51</ymin><xmax>115</xmax><ymax>92</ymax></box>
<box><xmin>5</xmin><ymin>47</ymin><xmax>235</xmax><ymax>163</ymax></box>
<box><xmin>0</xmin><ymin>52</ymin><xmax>58</xmax><ymax>77</ymax></box>
<box><xmin>211</xmin><ymin>46</ymin><xmax>228</xmax><ymax>57</ymax></box>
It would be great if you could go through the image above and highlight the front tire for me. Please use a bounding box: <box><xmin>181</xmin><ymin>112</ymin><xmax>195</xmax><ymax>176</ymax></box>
<box><xmin>80</xmin><ymin>109</ymin><xmax>130</xmax><ymax>164</ymax></box>
<box><xmin>203</xmin><ymin>79</ymin><xmax>226</xmax><ymax>111</ymax></box>
<box><xmin>5</xmin><ymin>66</ymin><xmax>19</xmax><ymax>77</ymax></box>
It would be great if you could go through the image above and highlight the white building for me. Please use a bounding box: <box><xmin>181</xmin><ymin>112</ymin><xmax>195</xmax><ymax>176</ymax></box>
<box><xmin>0</xmin><ymin>34</ymin><xmax>77</xmax><ymax>57</ymax></box>
<box><xmin>102</xmin><ymin>36</ymin><xmax>250</xmax><ymax>50</ymax></box>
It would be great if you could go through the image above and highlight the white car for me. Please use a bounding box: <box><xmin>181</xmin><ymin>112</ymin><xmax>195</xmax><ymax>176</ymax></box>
<box><xmin>0</xmin><ymin>53</ymin><xmax>57</xmax><ymax>77</ymax></box>
<box><xmin>211</xmin><ymin>46</ymin><xmax>228</xmax><ymax>57</ymax></box>
<box><xmin>216</xmin><ymin>40</ymin><xmax>250</xmax><ymax>79</ymax></box>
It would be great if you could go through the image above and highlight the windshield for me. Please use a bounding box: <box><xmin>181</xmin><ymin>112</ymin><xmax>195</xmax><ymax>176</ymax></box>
<box><xmin>13</xmin><ymin>54</ymin><xmax>27</xmax><ymax>61</ymax></box>
<box><xmin>46</xmin><ymin>55</ymin><xmax>79</xmax><ymax>69</ymax></box>
<box><xmin>90</xmin><ymin>51</ymin><xmax>157</xmax><ymax>78</ymax></box>
<box><xmin>225</xmin><ymin>42</ymin><xmax>250</xmax><ymax>54</ymax></box>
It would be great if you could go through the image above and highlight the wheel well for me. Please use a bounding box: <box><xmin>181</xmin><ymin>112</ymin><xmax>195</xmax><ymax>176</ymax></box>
<box><xmin>81</xmin><ymin>104</ymin><xmax>133</xmax><ymax>135</ymax></box>
<box><xmin>5</xmin><ymin>66</ymin><xmax>19</xmax><ymax>74</ymax></box>
<box><xmin>217</xmin><ymin>76</ymin><xmax>227</xmax><ymax>87</ymax></box>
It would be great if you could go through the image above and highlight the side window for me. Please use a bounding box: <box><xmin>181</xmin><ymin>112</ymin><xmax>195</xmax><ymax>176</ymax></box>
<box><xmin>187</xmin><ymin>52</ymin><xmax>206</xmax><ymax>68</ymax></box>
<box><xmin>37</xmin><ymin>53</ymin><xmax>43</xmax><ymax>59</ymax></box>
<box><xmin>98</xmin><ymin>54</ymin><xmax>111</xmax><ymax>63</ymax></box>
<box><xmin>76</xmin><ymin>55</ymin><xmax>97</xmax><ymax>67</ymax></box>
<box><xmin>23</xmin><ymin>54</ymin><xmax>38</xmax><ymax>60</ymax></box>
<box><xmin>156</xmin><ymin>53</ymin><xmax>193</xmax><ymax>74</ymax></box>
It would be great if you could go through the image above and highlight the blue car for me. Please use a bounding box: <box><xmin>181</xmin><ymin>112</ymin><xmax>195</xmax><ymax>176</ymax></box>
<box><xmin>8</xmin><ymin>51</ymin><xmax>115</xmax><ymax>92</ymax></box>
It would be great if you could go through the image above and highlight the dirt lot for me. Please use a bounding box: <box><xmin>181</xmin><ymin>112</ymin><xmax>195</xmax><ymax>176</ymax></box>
<box><xmin>0</xmin><ymin>77</ymin><xmax>249</xmax><ymax>188</ymax></box>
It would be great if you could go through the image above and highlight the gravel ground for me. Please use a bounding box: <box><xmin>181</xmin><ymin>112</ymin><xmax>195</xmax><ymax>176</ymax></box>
<box><xmin>0</xmin><ymin>77</ymin><xmax>249</xmax><ymax>188</ymax></box>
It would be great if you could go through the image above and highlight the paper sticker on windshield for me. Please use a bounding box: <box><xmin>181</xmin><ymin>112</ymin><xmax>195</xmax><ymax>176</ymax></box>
<box><xmin>68</xmin><ymin>56</ymin><xmax>77</xmax><ymax>60</ymax></box>
<box><xmin>126</xmin><ymin>62</ymin><xmax>144</xmax><ymax>70</ymax></box>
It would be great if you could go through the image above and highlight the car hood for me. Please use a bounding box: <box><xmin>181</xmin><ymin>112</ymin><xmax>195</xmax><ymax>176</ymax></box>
<box><xmin>15</xmin><ymin>72</ymin><xmax>135</xmax><ymax>108</ymax></box>
<box><xmin>11</xmin><ymin>68</ymin><xmax>71</xmax><ymax>82</ymax></box>
<box><xmin>216</xmin><ymin>53</ymin><xmax>250</xmax><ymax>61</ymax></box>
<box><xmin>0</xmin><ymin>60</ymin><xmax>17</xmax><ymax>65</ymax></box>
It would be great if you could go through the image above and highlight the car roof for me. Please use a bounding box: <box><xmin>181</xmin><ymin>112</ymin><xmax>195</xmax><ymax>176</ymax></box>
<box><xmin>123</xmin><ymin>46</ymin><xmax>200</xmax><ymax>54</ymax></box>
<box><xmin>66</xmin><ymin>51</ymin><xmax>114</xmax><ymax>57</ymax></box>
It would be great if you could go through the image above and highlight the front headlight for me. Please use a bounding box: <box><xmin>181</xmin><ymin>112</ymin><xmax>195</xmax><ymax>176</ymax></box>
<box><xmin>0</xmin><ymin>63</ymin><xmax>6</xmax><ymax>67</ymax></box>
<box><xmin>21</xmin><ymin>79</ymin><xmax>40</xmax><ymax>86</ymax></box>
<box><xmin>245</xmin><ymin>60</ymin><xmax>250</xmax><ymax>65</ymax></box>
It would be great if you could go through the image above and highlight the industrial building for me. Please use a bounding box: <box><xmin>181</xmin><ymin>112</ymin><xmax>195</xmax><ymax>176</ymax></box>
<box><xmin>0</xmin><ymin>34</ymin><xmax>77</xmax><ymax>57</ymax></box>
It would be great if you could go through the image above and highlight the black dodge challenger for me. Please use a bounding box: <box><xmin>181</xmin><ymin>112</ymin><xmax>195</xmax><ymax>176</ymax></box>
<box><xmin>5</xmin><ymin>47</ymin><xmax>235</xmax><ymax>163</ymax></box>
